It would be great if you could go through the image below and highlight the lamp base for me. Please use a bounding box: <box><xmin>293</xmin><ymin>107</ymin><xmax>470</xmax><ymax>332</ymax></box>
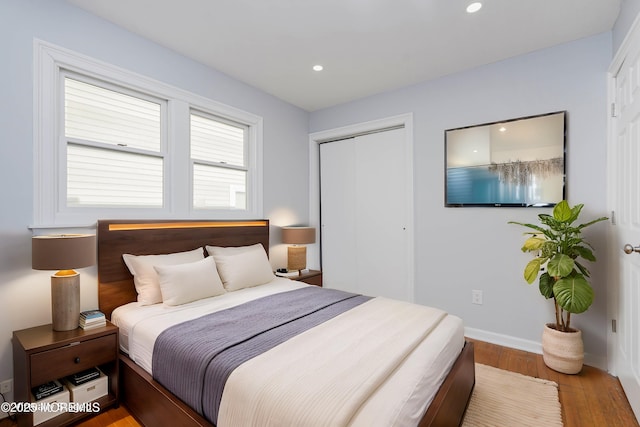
<box><xmin>287</xmin><ymin>246</ymin><xmax>307</xmax><ymax>272</ymax></box>
<box><xmin>51</xmin><ymin>272</ymin><xmax>80</xmax><ymax>331</ymax></box>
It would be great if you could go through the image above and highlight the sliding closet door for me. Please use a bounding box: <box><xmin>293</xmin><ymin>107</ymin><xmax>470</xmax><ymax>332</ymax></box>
<box><xmin>319</xmin><ymin>138</ymin><xmax>358</xmax><ymax>293</ymax></box>
<box><xmin>320</xmin><ymin>127</ymin><xmax>410</xmax><ymax>301</ymax></box>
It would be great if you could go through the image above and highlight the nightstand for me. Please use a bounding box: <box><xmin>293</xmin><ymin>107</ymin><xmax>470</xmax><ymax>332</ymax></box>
<box><xmin>291</xmin><ymin>270</ymin><xmax>323</xmax><ymax>287</ymax></box>
<box><xmin>12</xmin><ymin>322</ymin><xmax>119</xmax><ymax>427</ymax></box>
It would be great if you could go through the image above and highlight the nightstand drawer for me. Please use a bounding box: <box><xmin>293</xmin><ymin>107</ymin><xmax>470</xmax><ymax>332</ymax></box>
<box><xmin>30</xmin><ymin>334</ymin><xmax>117</xmax><ymax>386</ymax></box>
<box><xmin>291</xmin><ymin>270</ymin><xmax>322</xmax><ymax>287</ymax></box>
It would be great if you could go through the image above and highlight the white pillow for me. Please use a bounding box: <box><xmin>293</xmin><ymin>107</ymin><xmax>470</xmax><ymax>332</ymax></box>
<box><xmin>205</xmin><ymin>243</ymin><xmax>274</xmax><ymax>291</ymax></box>
<box><xmin>122</xmin><ymin>248</ymin><xmax>204</xmax><ymax>305</ymax></box>
<box><xmin>154</xmin><ymin>257</ymin><xmax>225</xmax><ymax>306</ymax></box>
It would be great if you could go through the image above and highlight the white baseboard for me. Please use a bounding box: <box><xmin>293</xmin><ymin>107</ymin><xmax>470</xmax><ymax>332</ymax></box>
<box><xmin>465</xmin><ymin>327</ymin><xmax>543</xmax><ymax>354</ymax></box>
<box><xmin>465</xmin><ymin>327</ymin><xmax>608</xmax><ymax>371</ymax></box>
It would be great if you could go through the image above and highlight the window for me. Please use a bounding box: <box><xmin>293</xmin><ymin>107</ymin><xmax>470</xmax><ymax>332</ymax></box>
<box><xmin>64</xmin><ymin>75</ymin><xmax>165</xmax><ymax>208</ymax></box>
<box><xmin>34</xmin><ymin>40</ymin><xmax>263</xmax><ymax>228</ymax></box>
<box><xmin>191</xmin><ymin>112</ymin><xmax>248</xmax><ymax>210</ymax></box>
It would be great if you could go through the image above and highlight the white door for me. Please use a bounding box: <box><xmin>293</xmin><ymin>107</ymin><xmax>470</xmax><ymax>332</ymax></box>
<box><xmin>320</xmin><ymin>127</ymin><xmax>411</xmax><ymax>301</ymax></box>
<box><xmin>609</xmin><ymin>21</ymin><xmax>640</xmax><ymax>421</ymax></box>
<box><xmin>319</xmin><ymin>138</ymin><xmax>358</xmax><ymax>294</ymax></box>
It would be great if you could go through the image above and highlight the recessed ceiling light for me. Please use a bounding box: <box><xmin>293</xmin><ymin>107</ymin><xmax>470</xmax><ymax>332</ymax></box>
<box><xmin>466</xmin><ymin>2</ymin><xmax>482</xmax><ymax>13</ymax></box>
<box><xmin>313</xmin><ymin>65</ymin><xmax>324</xmax><ymax>71</ymax></box>
<box><xmin>499</xmin><ymin>126</ymin><xmax>507</xmax><ymax>132</ymax></box>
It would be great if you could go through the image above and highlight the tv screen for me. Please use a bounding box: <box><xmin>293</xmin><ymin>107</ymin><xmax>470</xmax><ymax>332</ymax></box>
<box><xmin>445</xmin><ymin>111</ymin><xmax>566</xmax><ymax>207</ymax></box>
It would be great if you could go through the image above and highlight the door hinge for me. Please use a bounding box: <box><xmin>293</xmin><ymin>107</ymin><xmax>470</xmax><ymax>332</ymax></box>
<box><xmin>611</xmin><ymin>210</ymin><xmax>616</xmax><ymax>225</ymax></box>
<box><xmin>612</xmin><ymin>319</ymin><xmax>617</xmax><ymax>333</ymax></box>
<box><xmin>611</xmin><ymin>102</ymin><xmax>617</xmax><ymax>117</ymax></box>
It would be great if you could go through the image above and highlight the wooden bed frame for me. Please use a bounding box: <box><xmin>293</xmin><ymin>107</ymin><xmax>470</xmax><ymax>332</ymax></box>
<box><xmin>97</xmin><ymin>219</ymin><xmax>475</xmax><ymax>427</ymax></box>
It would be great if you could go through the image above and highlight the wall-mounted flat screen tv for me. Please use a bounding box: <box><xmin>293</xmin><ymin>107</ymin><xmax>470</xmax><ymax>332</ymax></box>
<box><xmin>445</xmin><ymin>111</ymin><xmax>566</xmax><ymax>207</ymax></box>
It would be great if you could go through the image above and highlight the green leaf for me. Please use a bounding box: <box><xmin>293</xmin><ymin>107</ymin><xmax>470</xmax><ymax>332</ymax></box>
<box><xmin>524</xmin><ymin>259</ymin><xmax>542</xmax><ymax>284</ymax></box>
<box><xmin>573</xmin><ymin>245</ymin><xmax>596</xmax><ymax>262</ymax></box>
<box><xmin>547</xmin><ymin>254</ymin><xmax>574</xmax><ymax>278</ymax></box>
<box><xmin>508</xmin><ymin>221</ymin><xmax>546</xmax><ymax>233</ymax></box>
<box><xmin>574</xmin><ymin>261</ymin><xmax>591</xmax><ymax>277</ymax></box>
<box><xmin>553</xmin><ymin>274</ymin><xmax>594</xmax><ymax>313</ymax></box>
<box><xmin>538</xmin><ymin>273</ymin><xmax>555</xmax><ymax>299</ymax></box>
<box><xmin>553</xmin><ymin>200</ymin><xmax>573</xmax><ymax>222</ymax></box>
<box><xmin>540</xmin><ymin>241</ymin><xmax>557</xmax><ymax>258</ymax></box>
<box><xmin>577</xmin><ymin>216</ymin><xmax>609</xmax><ymax>230</ymax></box>
<box><xmin>539</xmin><ymin>214</ymin><xmax>561</xmax><ymax>229</ymax></box>
<box><xmin>569</xmin><ymin>203</ymin><xmax>584</xmax><ymax>223</ymax></box>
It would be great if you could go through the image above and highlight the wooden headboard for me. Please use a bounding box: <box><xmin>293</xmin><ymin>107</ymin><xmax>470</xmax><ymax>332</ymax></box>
<box><xmin>97</xmin><ymin>219</ymin><xmax>270</xmax><ymax>319</ymax></box>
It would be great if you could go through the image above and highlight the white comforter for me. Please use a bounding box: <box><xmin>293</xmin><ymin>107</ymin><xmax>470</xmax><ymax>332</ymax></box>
<box><xmin>112</xmin><ymin>278</ymin><xmax>464</xmax><ymax>426</ymax></box>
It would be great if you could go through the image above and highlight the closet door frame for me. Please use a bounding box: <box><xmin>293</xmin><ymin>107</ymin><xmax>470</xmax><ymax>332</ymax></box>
<box><xmin>308</xmin><ymin>113</ymin><xmax>415</xmax><ymax>301</ymax></box>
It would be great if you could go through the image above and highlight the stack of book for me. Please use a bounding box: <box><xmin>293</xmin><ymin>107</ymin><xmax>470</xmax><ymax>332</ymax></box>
<box><xmin>79</xmin><ymin>310</ymin><xmax>106</xmax><ymax>330</ymax></box>
<box><xmin>32</xmin><ymin>380</ymin><xmax>64</xmax><ymax>401</ymax></box>
<box><xmin>65</xmin><ymin>367</ymin><xmax>101</xmax><ymax>386</ymax></box>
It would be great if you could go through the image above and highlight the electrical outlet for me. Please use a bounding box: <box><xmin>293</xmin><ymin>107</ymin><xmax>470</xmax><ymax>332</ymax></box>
<box><xmin>0</xmin><ymin>379</ymin><xmax>12</xmax><ymax>394</ymax></box>
<box><xmin>472</xmin><ymin>290</ymin><xmax>483</xmax><ymax>305</ymax></box>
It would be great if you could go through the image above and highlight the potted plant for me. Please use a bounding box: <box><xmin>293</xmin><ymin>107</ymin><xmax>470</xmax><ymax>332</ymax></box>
<box><xmin>510</xmin><ymin>200</ymin><xmax>607</xmax><ymax>374</ymax></box>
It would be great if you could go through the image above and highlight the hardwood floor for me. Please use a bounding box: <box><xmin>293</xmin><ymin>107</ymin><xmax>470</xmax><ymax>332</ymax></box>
<box><xmin>469</xmin><ymin>338</ymin><xmax>639</xmax><ymax>427</ymax></box>
<box><xmin>72</xmin><ymin>405</ymin><xmax>139</xmax><ymax>427</ymax></box>
<box><xmin>0</xmin><ymin>339</ymin><xmax>636</xmax><ymax>426</ymax></box>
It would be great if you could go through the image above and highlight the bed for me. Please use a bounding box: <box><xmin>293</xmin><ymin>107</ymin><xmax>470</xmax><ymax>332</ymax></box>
<box><xmin>97</xmin><ymin>219</ymin><xmax>474</xmax><ymax>427</ymax></box>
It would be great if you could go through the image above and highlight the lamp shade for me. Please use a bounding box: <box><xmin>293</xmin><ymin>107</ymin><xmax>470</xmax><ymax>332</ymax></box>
<box><xmin>32</xmin><ymin>234</ymin><xmax>96</xmax><ymax>270</ymax></box>
<box><xmin>281</xmin><ymin>227</ymin><xmax>316</xmax><ymax>245</ymax></box>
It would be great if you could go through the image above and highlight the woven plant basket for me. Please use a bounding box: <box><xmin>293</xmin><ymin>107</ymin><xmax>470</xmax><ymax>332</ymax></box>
<box><xmin>542</xmin><ymin>323</ymin><xmax>584</xmax><ymax>374</ymax></box>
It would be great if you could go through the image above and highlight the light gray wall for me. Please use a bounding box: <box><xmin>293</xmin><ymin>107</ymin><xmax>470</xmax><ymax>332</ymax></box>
<box><xmin>613</xmin><ymin>0</ymin><xmax>640</xmax><ymax>52</ymax></box>
<box><xmin>0</xmin><ymin>0</ymin><xmax>308</xmax><ymax>402</ymax></box>
<box><xmin>0</xmin><ymin>0</ymin><xmax>633</xmax><ymax>406</ymax></box>
<box><xmin>310</xmin><ymin>33</ymin><xmax>613</xmax><ymax>365</ymax></box>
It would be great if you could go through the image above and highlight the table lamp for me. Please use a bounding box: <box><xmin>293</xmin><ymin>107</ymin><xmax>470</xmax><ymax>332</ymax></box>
<box><xmin>281</xmin><ymin>226</ymin><xmax>316</xmax><ymax>272</ymax></box>
<box><xmin>32</xmin><ymin>234</ymin><xmax>96</xmax><ymax>331</ymax></box>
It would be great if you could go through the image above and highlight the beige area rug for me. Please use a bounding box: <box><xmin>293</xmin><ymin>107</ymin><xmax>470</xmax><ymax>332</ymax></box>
<box><xmin>461</xmin><ymin>363</ymin><xmax>563</xmax><ymax>427</ymax></box>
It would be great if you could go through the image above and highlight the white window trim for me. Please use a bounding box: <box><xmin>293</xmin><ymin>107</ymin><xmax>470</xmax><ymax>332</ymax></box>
<box><xmin>33</xmin><ymin>39</ymin><xmax>263</xmax><ymax>229</ymax></box>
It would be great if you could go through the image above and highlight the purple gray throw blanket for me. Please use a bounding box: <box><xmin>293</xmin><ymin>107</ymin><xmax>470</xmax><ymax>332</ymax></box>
<box><xmin>152</xmin><ymin>286</ymin><xmax>372</xmax><ymax>424</ymax></box>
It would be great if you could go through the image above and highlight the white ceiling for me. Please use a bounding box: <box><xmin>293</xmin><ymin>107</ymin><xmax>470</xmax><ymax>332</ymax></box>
<box><xmin>66</xmin><ymin>0</ymin><xmax>621</xmax><ymax>112</ymax></box>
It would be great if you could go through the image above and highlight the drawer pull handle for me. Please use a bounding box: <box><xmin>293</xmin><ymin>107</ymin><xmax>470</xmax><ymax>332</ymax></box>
<box><xmin>74</xmin><ymin>357</ymin><xmax>80</xmax><ymax>364</ymax></box>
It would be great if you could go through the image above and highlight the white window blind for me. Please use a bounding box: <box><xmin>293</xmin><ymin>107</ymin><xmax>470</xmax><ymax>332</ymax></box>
<box><xmin>64</xmin><ymin>76</ymin><xmax>164</xmax><ymax>208</ymax></box>
<box><xmin>67</xmin><ymin>144</ymin><xmax>163</xmax><ymax>207</ymax></box>
<box><xmin>191</xmin><ymin>112</ymin><xmax>247</xmax><ymax>209</ymax></box>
